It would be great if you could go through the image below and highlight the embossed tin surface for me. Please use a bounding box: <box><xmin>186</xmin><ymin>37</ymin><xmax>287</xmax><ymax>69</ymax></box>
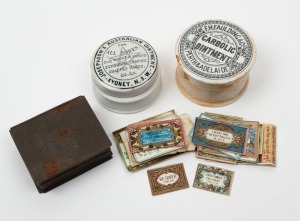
<box><xmin>91</xmin><ymin>36</ymin><xmax>161</xmax><ymax>113</ymax></box>
<box><xmin>175</xmin><ymin>20</ymin><xmax>256</xmax><ymax>106</ymax></box>
<box><xmin>9</xmin><ymin>96</ymin><xmax>112</xmax><ymax>193</ymax></box>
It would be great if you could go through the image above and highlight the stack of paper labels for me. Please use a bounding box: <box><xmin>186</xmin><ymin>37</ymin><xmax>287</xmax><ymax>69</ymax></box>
<box><xmin>113</xmin><ymin>110</ymin><xmax>196</xmax><ymax>171</ymax></box>
<box><xmin>192</xmin><ymin>112</ymin><xmax>276</xmax><ymax>166</ymax></box>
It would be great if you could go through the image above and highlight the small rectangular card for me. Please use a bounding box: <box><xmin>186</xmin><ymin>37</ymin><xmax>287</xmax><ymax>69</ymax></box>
<box><xmin>193</xmin><ymin>164</ymin><xmax>234</xmax><ymax>195</ymax></box>
<box><xmin>118</xmin><ymin>142</ymin><xmax>183</xmax><ymax>171</ymax></box>
<box><xmin>147</xmin><ymin>163</ymin><xmax>189</xmax><ymax>196</ymax></box>
<box><xmin>195</xmin><ymin>113</ymin><xmax>241</xmax><ymax>164</ymax></box>
<box><xmin>192</xmin><ymin>118</ymin><xmax>248</xmax><ymax>155</ymax></box>
<box><xmin>133</xmin><ymin>146</ymin><xmax>182</xmax><ymax>163</ymax></box>
<box><xmin>204</xmin><ymin>112</ymin><xmax>243</xmax><ymax>122</ymax></box>
<box><xmin>196</xmin><ymin>147</ymin><xmax>237</xmax><ymax>164</ymax></box>
<box><xmin>198</xmin><ymin>113</ymin><xmax>259</xmax><ymax>164</ymax></box>
<box><xmin>258</xmin><ymin>124</ymin><xmax>264</xmax><ymax>155</ymax></box>
<box><xmin>222</xmin><ymin>121</ymin><xmax>259</xmax><ymax>164</ymax></box>
<box><xmin>235</xmin><ymin>121</ymin><xmax>259</xmax><ymax>161</ymax></box>
<box><xmin>127</xmin><ymin>119</ymin><xmax>186</xmax><ymax>153</ymax></box>
<box><xmin>259</xmin><ymin>124</ymin><xmax>276</xmax><ymax>166</ymax></box>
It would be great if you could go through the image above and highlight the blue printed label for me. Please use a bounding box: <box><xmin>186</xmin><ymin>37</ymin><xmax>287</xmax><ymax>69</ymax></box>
<box><xmin>192</xmin><ymin>118</ymin><xmax>248</xmax><ymax>154</ymax></box>
<box><xmin>140</xmin><ymin>129</ymin><xmax>173</xmax><ymax>145</ymax></box>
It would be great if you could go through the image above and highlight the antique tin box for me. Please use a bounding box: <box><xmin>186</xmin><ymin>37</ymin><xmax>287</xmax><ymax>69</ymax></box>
<box><xmin>10</xmin><ymin>96</ymin><xmax>112</xmax><ymax>193</ymax></box>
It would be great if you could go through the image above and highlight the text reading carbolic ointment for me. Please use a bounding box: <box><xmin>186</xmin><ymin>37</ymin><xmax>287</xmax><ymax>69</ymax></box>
<box><xmin>179</xmin><ymin>20</ymin><xmax>253</xmax><ymax>79</ymax></box>
<box><xmin>93</xmin><ymin>36</ymin><xmax>158</xmax><ymax>89</ymax></box>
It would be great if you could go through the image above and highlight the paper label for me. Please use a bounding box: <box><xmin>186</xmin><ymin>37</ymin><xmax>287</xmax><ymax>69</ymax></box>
<box><xmin>128</xmin><ymin>119</ymin><xmax>186</xmax><ymax>153</ymax></box>
<box><xmin>133</xmin><ymin>146</ymin><xmax>181</xmax><ymax>163</ymax></box>
<box><xmin>192</xmin><ymin>118</ymin><xmax>248</xmax><ymax>155</ymax></box>
<box><xmin>260</xmin><ymin>124</ymin><xmax>276</xmax><ymax>166</ymax></box>
<box><xmin>206</xmin><ymin>129</ymin><xmax>234</xmax><ymax>143</ymax></box>
<box><xmin>200</xmin><ymin>171</ymin><xmax>227</xmax><ymax>188</ymax></box>
<box><xmin>193</xmin><ymin>164</ymin><xmax>234</xmax><ymax>195</ymax></box>
<box><xmin>140</xmin><ymin>129</ymin><xmax>173</xmax><ymax>145</ymax></box>
<box><xmin>147</xmin><ymin>163</ymin><xmax>189</xmax><ymax>195</ymax></box>
<box><xmin>157</xmin><ymin>172</ymin><xmax>179</xmax><ymax>185</ymax></box>
<box><xmin>197</xmin><ymin>147</ymin><xmax>237</xmax><ymax>164</ymax></box>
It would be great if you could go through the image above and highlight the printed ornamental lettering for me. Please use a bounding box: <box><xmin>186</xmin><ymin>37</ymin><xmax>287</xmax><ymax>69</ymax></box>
<box><xmin>157</xmin><ymin>172</ymin><xmax>179</xmax><ymax>185</ymax></box>
<box><xmin>93</xmin><ymin>36</ymin><xmax>158</xmax><ymax>89</ymax></box>
<box><xmin>177</xmin><ymin>20</ymin><xmax>254</xmax><ymax>80</ymax></box>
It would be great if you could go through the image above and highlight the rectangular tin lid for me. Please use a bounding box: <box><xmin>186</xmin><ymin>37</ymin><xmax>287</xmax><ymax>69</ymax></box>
<box><xmin>10</xmin><ymin>96</ymin><xmax>112</xmax><ymax>193</ymax></box>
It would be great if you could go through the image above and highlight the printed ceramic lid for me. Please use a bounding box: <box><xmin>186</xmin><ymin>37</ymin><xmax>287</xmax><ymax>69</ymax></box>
<box><xmin>91</xmin><ymin>36</ymin><xmax>159</xmax><ymax>98</ymax></box>
<box><xmin>176</xmin><ymin>20</ymin><xmax>256</xmax><ymax>84</ymax></box>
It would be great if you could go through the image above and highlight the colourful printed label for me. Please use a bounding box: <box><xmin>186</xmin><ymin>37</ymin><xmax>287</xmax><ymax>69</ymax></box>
<box><xmin>140</xmin><ymin>129</ymin><xmax>173</xmax><ymax>145</ymax></box>
<box><xmin>192</xmin><ymin>118</ymin><xmax>248</xmax><ymax>155</ymax></box>
<box><xmin>147</xmin><ymin>163</ymin><xmax>189</xmax><ymax>196</ymax></box>
<box><xmin>127</xmin><ymin>119</ymin><xmax>186</xmax><ymax>153</ymax></box>
<box><xmin>193</xmin><ymin>164</ymin><xmax>234</xmax><ymax>195</ymax></box>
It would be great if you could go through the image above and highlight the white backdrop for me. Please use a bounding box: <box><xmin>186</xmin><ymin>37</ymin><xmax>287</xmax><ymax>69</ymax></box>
<box><xmin>0</xmin><ymin>1</ymin><xmax>298</xmax><ymax>220</ymax></box>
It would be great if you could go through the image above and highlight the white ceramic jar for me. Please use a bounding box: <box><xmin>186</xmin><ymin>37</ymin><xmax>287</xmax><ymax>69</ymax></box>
<box><xmin>91</xmin><ymin>36</ymin><xmax>161</xmax><ymax>113</ymax></box>
<box><xmin>176</xmin><ymin>20</ymin><xmax>256</xmax><ymax>107</ymax></box>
